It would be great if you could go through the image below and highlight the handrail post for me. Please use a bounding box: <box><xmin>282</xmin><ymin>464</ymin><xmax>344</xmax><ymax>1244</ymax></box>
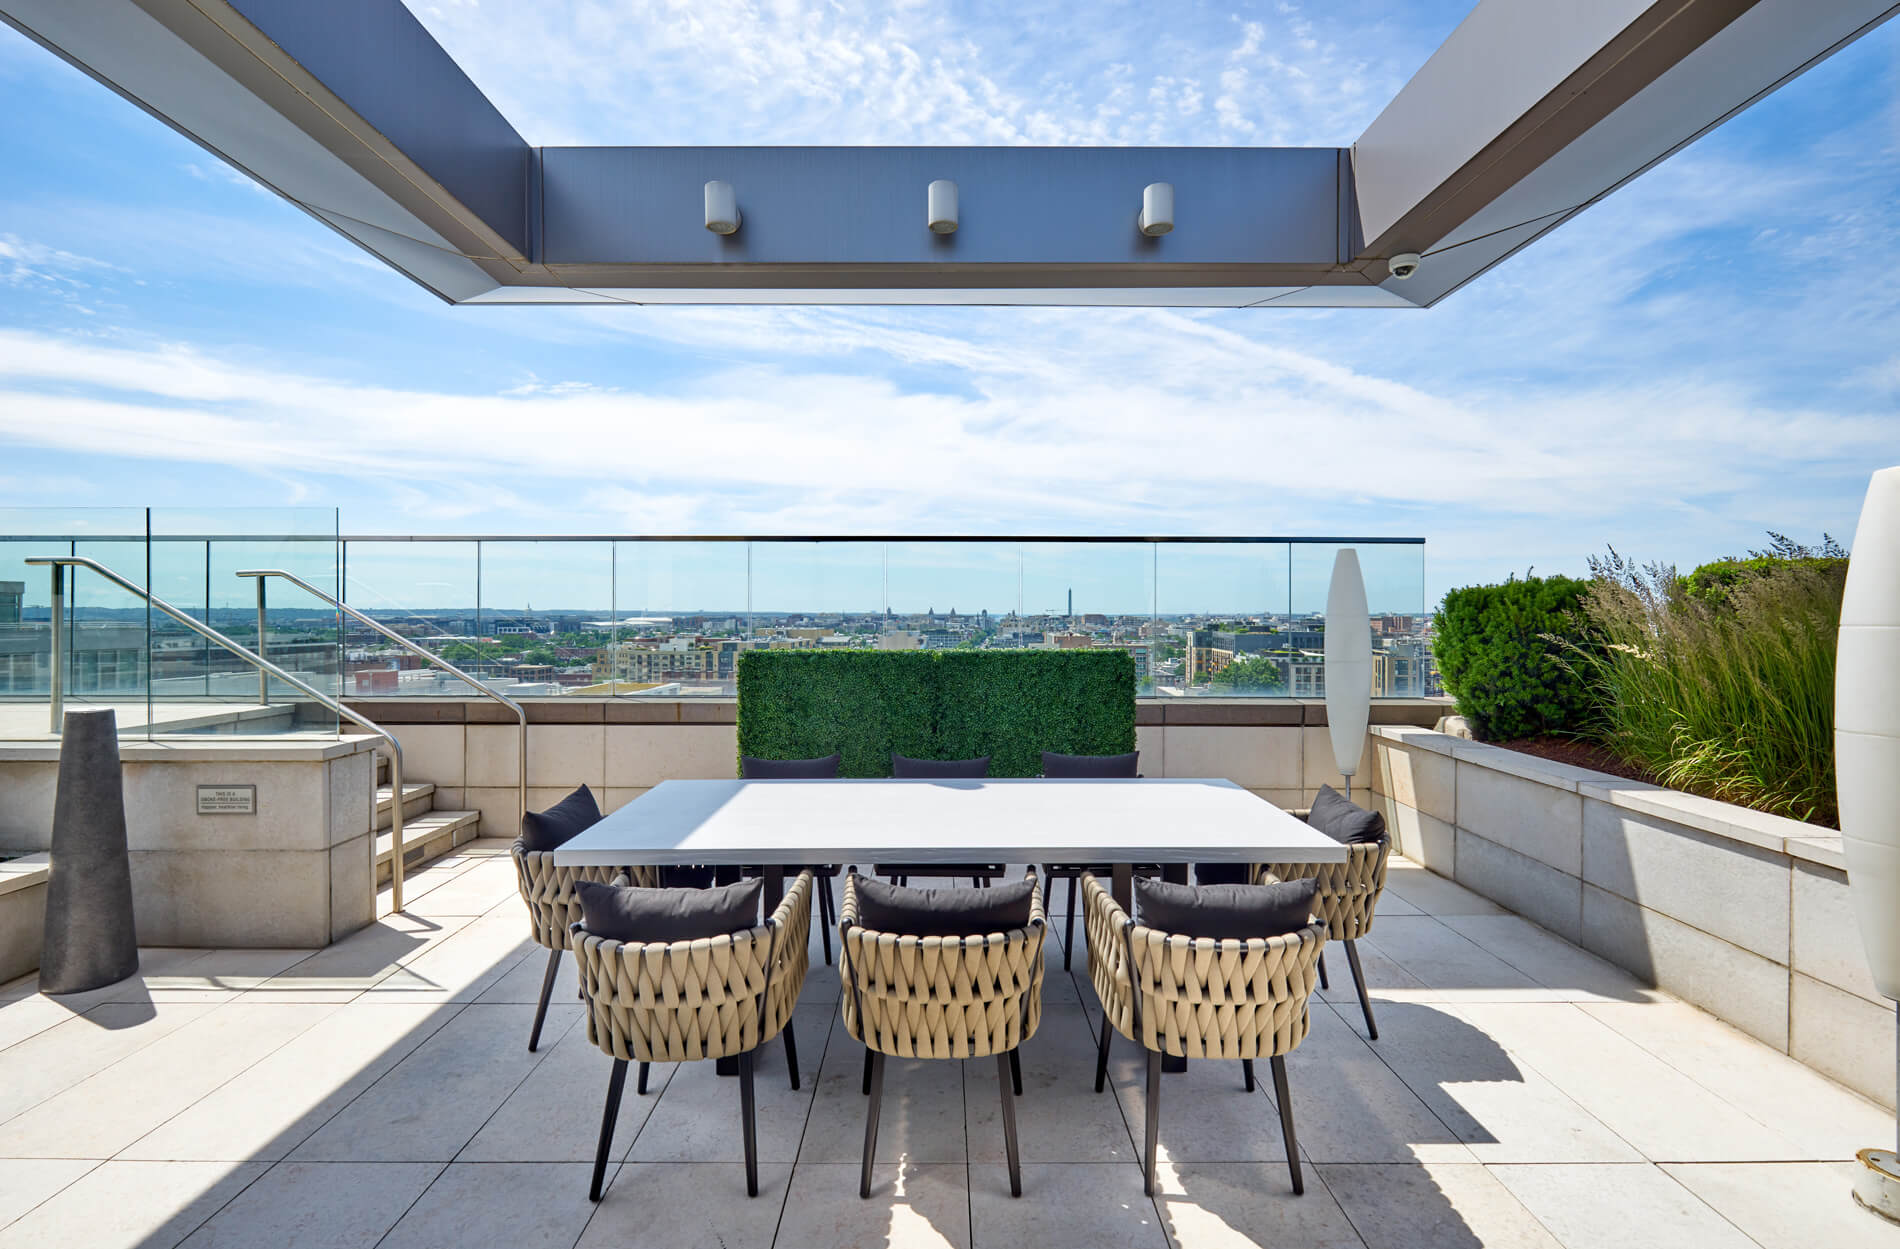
<box><xmin>519</xmin><ymin>717</ymin><xmax>528</xmax><ymax>833</ymax></box>
<box><xmin>387</xmin><ymin>738</ymin><xmax>405</xmax><ymax>913</ymax></box>
<box><xmin>47</xmin><ymin>563</ymin><xmax>64</xmax><ymax>734</ymax></box>
<box><xmin>255</xmin><ymin>576</ymin><xmax>269</xmax><ymax>706</ymax></box>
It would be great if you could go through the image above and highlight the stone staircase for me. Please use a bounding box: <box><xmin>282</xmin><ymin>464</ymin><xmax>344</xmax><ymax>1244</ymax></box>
<box><xmin>373</xmin><ymin>752</ymin><xmax>480</xmax><ymax>886</ymax></box>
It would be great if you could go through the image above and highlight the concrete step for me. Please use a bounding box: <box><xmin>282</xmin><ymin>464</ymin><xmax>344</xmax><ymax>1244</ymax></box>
<box><xmin>375</xmin><ymin>810</ymin><xmax>481</xmax><ymax>885</ymax></box>
<box><xmin>375</xmin><ymin>781</ymin><xmax>436</xmax><ymax>831</ymax></box>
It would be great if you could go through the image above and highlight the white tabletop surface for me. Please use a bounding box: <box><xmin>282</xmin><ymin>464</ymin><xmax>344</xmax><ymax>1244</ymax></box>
<box><xmin>552</xmin><ymin>778</ymin><xmax>1347</xmax><ymax>867</ymax></box>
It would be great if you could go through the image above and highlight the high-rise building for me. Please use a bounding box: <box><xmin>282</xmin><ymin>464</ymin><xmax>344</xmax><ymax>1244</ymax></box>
<box><xmin>0</xmin><ymin>581</ymin><xmax>21</xmax><ymax>626</ymax></box>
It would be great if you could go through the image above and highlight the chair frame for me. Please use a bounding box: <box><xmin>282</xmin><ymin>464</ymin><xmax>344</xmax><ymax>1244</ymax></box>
<box><xmin>571</xmin><ymin>870</ymin><xmax>814</xmax><ymax>1201</ymax></box>
<box><xmin>509</xmin><ymin>844</ymin><xmax>656</xmax><ymax>1051</ymax></box>
<box><xmin>1081</xmin><ymin>872</ymin><xmax>1324</xmax><ymax>1197</ymax></box>
<box><xmin>1256</xmin><ymin>814</ymin><xmax>1391</xmax><ymax>1039</ymax></box>
<box><xmin>839</xmin><ymin>870</ymin><xmax>1045</xmax><ymax>1199</ymax></box>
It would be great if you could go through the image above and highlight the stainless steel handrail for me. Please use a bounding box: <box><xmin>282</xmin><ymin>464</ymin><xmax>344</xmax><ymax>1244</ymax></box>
<box><xmin>236</xmin><ymin>567</ymin><xmax>528</xmax><ymax>834</ymax></box>
<box><xmin>27</xmin><ymin>556</ymin><xmax>413</xmax><ymax>912</ymax></box>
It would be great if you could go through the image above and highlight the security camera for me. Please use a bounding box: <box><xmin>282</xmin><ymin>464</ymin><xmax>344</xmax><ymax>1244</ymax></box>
<box><xmin>1387</xmin><ymin>252</ymin><xmax>1421</xmax><ymax>280</ymax></box>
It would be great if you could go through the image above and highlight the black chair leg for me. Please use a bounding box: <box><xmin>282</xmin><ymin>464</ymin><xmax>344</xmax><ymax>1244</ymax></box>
<box><xmin>1345</xmin><ymin>939</ymin><xmax>1378</xmax><ymax>1040</ymax></box>
<box><xmin>861</xmin><ymin>1046</ymin><xmax>874</xmax><ymax>1095</ymax></box>
<box><xmin>817</xmin><ymin>878</ymin><xmax>834</xmax><ymax>966</ymax></box>
<box><xmin>1063</xmin><ymin>876</ymin><xmax>1077</xmax><ymax>971</ymax></box>
<box><xmin>1009</xmin><ymin>1047</ymin><xmax>1023</xmax><ymax>1097</ymax></box>
<box><xmin>859</xmin><ymin>1051</ymin><xmax>886</xmax><ymax>1198</ymax></box>
<box><xmin>529</xmin><ymin>946</ymin><xmax>561</xmax><ymax>1052</ymax></box>
<box><xmin>997</xmin><ymin>1051</ymin><xmax>1023</xmax><ymax>1197</ymax></box>
<box><xmin>1270</xmin><ymin>1054</ymin><xmax>1303</xmax><ymax>1195</ymax></box>
<box><xmin>589</xmin><ymin>1058</ymin><xmax>629</xmax><ymax>1201</ymax></box>
<box><xmin>1094</xmin><ymin>1017</ymin><xmax>1112</xmax><ymax>1093</ymax></box>
<box><xmin>783</xmin><ymin>1020</ymin><xmax>801</xmax><ymax>1091</ymax></box>
<box><xmin>1317</xmin><ymin>951</ymin><xmax>1330</xmax><ymax>991</ymax></box>
<box><xmin>1142</xmin><ymin>1049</ymin><xmax>1162</xmax><ymax>1197</ymax></box>
<box><xmin>739</xmin><ymin>1048</ymin><xmax>759</xmax><ymax>1198</ymax></box>
<box><xmin>1241</xmin><ymin>1058</ymin><xmax>1255</xmax><ymax>1092</ymax></box>
<box><xmin>636</xmin><ymin>1062</ymin><xmax>650</xmax><ymax>1095</ymax></box>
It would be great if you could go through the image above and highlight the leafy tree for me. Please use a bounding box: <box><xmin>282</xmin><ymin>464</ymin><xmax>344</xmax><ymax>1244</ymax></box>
<box><xmin>1205</xmin><ymin>654</ymin><xmax>1287</xmax><ymax>693</ymax></box>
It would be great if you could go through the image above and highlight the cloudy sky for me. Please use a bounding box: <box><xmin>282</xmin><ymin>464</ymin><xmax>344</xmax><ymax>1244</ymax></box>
<box><xmin>0</xmin><ymin>0</ymin><xmax>1895</xmax><ymax>612</ymax></box>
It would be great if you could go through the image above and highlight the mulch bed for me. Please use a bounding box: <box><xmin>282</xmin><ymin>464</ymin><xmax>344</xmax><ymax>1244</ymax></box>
<box><xmin>1488</xmin><ymin>735</ymin><xmax>1659</xmax><ymax>784</ymax></box>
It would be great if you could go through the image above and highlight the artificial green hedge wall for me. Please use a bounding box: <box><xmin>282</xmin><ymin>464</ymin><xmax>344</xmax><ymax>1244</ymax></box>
<box><xmin>735</xmin><ymin>649</ymin><xmax>1136</xmax><ymax>777</ymax></box>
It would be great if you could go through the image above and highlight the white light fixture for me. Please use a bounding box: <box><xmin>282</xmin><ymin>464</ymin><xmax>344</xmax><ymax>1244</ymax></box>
<box><xmin>1840</xmin><ymin>465</ymin><xmax>1900</xmax><ymax>1221</ymax></box>
<box><xmin>927</xmin><ymin>179</ymin><xmax>959</xmax><ymax>234</ymax></box>
<box><xmin>703</xmin><ymin>181</ymin><xmax>740</xmax><ymax>235</ymax></box>
<box><xmin>1138</xmin><ymin>182</ymin><xmax>1174</xmax><ymax>236</ymax></box>
<box><xmin>1388</xmin><ymin>252</ymin><xmax>1422</xmax><ymax>279</ymax></box>
<box><xmin>1324</xmin><ymin>549</ymin><xmax>1372</xmax><ymax>799</ymax></box>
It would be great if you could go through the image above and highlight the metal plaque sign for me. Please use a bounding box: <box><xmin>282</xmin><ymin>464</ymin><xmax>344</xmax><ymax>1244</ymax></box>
<box><xmin>196</xmin><ymin>785</ymin><xmax>256</xmax><ymax>816</ymax></box>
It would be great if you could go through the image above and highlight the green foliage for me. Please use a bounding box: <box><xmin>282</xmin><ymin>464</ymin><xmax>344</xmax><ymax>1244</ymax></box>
<box><xmin>1434</xmin><ymin>576</ymin><xmax>1594</xmax><ymax>741</ymax></box>
<box><xmin>1205</xmin><ymin>654</ymin><xmax>1287</xmax><ymax>693</ymax></box>
<box><xmin>736</xmin><ymin>649</ymin><xmax>1135</xmax><ymax>778</ymax></box>
<box><xmin>1682</xmin><ymin>532</ymin><xmax>1848</xmax><ymax>605</ymax></box>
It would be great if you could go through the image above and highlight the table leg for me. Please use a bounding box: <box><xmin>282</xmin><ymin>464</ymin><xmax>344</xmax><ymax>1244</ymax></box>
<box><xmin>1112</xmin><ymin>863</ymin><xmax>1133</xmax><ymax>912</ymax></box>
<box><xmin>719</xmin><ymin>864</ymin><xmax>786</xmax><ymax>1078</ymax></box>
<box><xmin>1160</xmin><ymin>862</ymin><xmax>1189</xmax><ymax>1073</ymax></box>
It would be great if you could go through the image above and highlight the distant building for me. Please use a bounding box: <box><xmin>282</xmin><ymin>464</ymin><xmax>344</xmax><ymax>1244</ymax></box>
<box><xmin>0</xmin><ymin>581</ymin><xmax>21</xmax><ymax>626</ymax></box>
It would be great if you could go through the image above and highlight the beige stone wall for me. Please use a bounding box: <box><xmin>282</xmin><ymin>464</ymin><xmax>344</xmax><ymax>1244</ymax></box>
<box><xmin>1367</xmin><ymin>726</ymin><xmax>1889</xmax><ymax>1109</ymax></box>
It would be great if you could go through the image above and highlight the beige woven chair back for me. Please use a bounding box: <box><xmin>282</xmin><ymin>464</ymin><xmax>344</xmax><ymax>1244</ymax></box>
<box><xmin>1081</xmin><ymin>873</ymin><xmax>1324</xmax><ymax>1061</ymax></box>
<box><xmin>1256</xmin><ymin>837</ymin><xmax>1391</xmax><ymax>941</ymax></box>
<box><xmin>572</xmin><ymin>870</ymin><xmax>813</xmax><ymax>1065</ymax></box>
<box><xmin>510</xmin><ymin>844</ymin><xmax>657</xmax><ymax>951</ymax></box>
<box><xmin>839</xmin><ymin>874</ymin><xmax>1046</xmax><ymax>1061</ymax></box>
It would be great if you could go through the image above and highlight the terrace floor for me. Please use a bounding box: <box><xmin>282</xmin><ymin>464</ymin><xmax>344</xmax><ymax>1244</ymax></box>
<box><xmin>0</xmin><ymin>841</ymin><xmax>1893</xmax><ymax>1249</ymax></box>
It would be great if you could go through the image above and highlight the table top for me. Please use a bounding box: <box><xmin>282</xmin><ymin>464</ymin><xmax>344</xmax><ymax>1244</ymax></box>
<box><xmin>552</xmin><ymin>777</ymin><xmax>1347</xmax><ymax>867</ymax></box>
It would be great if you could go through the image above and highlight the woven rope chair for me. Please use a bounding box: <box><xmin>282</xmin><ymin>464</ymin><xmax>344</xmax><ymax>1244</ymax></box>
<box><xmin>1081</xmin><ymin>872</ymin><xmax>1325</xmax><ymax>1197</ymax></box>
<box><xmin>1256</xmin><ymin>811</ymin><xmax>1392</xmax><ymax>1039</ymax></box>
<box><xmin>839</xmin><ymin>871</ymin><xmax>1046</xmax><ymax>1199</ymax></box>
<box><xmin>509</xmin><ymin>844</ymin><xmax>656</xmax><ymax>1051</ymax></box>
<box><xmin>570</xmin><ymin>870</ymin><xmax>813</xmax><ymax>1201</ymax></box>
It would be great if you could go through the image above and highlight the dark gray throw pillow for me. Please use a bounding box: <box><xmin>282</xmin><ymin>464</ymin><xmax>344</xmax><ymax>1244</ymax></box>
<box><xmin>891</xmin><ymin>754</ymin><xmax>990</xmax><ymax>779</ymax></box>
<box><xmin>575</xmin><ymin>877</ymin><xmax>763</xmax><ymax>944</ymax></box>
<box><xmin>517</xmin><ymin>784</ymin><xmax>602</xmax><ymax>853</ymax></box>
<box><xmin>741</xmin><ymin>752</ymin><xmax>842</xmax><ymax>779</ymax></box>
<box><xmin>1041</xmin><ymin>750</ymin><xmax>1140</xmax><ymax>778</ymax></box>
<box><xmin>1307</xmin><ymin>784</ymin><xmax>1388</xmax><ymax>845</ymax></box>
<box><xmin>1134</xmin><ymin>876</ymin><xmax>1318</xmax><ymax>941</ymax></box>
<box><xmin>853</xmin><ymin>875</ymin><xmax>1034</xmax><ymax>937</ymax></box>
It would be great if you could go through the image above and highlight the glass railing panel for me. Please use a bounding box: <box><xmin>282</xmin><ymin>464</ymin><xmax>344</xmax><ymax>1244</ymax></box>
<box><xmin>1017</xmin><ymin>541</ymin><xmax>1157</xmax><ymax>694</ymax></box>
<box><xmin>476</xmin><ymin>541</ymin><xmax>614</xmax><ymax>698</ymax></box>
<box><xmin>1155</xmin><ymin>541</ymin><xmax>1294</xmax><ymax>696</ymax></box>
<box><xmin>213</xmin><ymin>535</ymin><xmax>343</xmax><ymax>713</ymax></box>
<box><xmin>341</xmin><ymin>539</ymin><xmax>479</xmax><ymax>698</ymax></box>
<box><xmin>746</xmin><ymin>539</ymin><xmax>884</xmax><ymax>652</ymax></box>
<box><xmin>610</xmin><ymin>540</ymin><xmax>749</xmax><ymax>695</ymax></box>
<box><xmin>880</xmin><ymin>540</ymin><xmax>1021</xmax><ymax>644</ymax></box>
<box><xmin>1288</xmin><ymin>540</ymin><xmax>1431</xmax><ymax>699</ymax></box>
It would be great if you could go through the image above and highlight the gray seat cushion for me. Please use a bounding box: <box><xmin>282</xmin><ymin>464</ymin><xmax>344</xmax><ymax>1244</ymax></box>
<box><xmin>891</xmin><ymin>754</ymin><xmax>990</xmax><ymax>779</ymax></box>
<box><xmin>1041</xmin><ymin>750</ymin><xmax>1140</xmax><ymax>778</ymax></box>
<box><xmin>741</xmin><ymin>753</ymin><xmax>842</xmax><ymax>779</ymax></box>
<box><xmin>517</xmin><ymin>784</ymin><xmax>602</xmax><ymax>853</ymax></box>
<box><xmin>853</xmin><ymin>875</ymin><xmax>1034</xmax><ymax>937</ymax></box>
<box><xmin>1133</xmin><ymin>876</ymin><xmax>1318</xmax><ymax>941</ymax></box>
<box><xmin>1307</xmin><ymin>784</ymin><xmax>1388</xmax><ymax>845</ymax></box>
<box><xmin>574</xmin><ymin>877</ymin><xmax>763</xmax><ymax>943</ymax></box>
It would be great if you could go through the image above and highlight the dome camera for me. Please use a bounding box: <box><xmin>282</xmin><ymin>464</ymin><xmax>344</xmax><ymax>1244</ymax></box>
<box><xmin>1387</xmin><ymin>252</ymin><xmax>1421</xmax><ymax>280</ymax></box>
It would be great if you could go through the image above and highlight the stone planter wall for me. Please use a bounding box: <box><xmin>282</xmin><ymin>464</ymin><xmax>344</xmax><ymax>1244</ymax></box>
<box><xmin>0</xmin><ymin>855</ymin><xmax>49</xmax><ymax>983</ymax></box>
<box><xmin>1367</xmin><ymin>725</ymin><xmax>1890</xmax><ymax>1108</ymax></box>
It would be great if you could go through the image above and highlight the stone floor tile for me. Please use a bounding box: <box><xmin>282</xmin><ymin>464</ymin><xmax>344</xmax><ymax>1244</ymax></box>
<box><xmin>0</xmin><ymin>992</ymin><xmax>93</xmax><ymax>1053</ymax></box>
<box><xmin>1282</xmin><ymin>1003</ymin><xmax>1476</xmax><ymax>1164</ymax></box>
<box><xmin>1312</xmin><ymin>937</ymin><xmax>1431</xmax><ymax>1014</ymax></box>
<box><xmin>1451</xmin><ymin>1002</ymin><xmax>1808</xmax><ymax>1161</ymax></box>
<box><xmin>1108</xmin><ymin>1047</ymin><xmax>1296</xmax><ymax>1166</ymax></box>
<box><xmin>1583</xmin><ymin>1000</ymin><xmax>1892</xmax><ymax>1160</ymax></box>
<box><xmin>104</xmin><ymin>948</ymin><xmax>321</xmax><ymax>1002</ymax></box>
<box><xmin>0</xmin><ymin>1001</ymin><xmax>216</xmax><ymax>1125</ymax></box>
<box><xmin>11</xmin><ymin>948</ymin><xmax>209</xmax><ymax>1010</ymax></box>
<box><xmin>0</xmin><ymin>1158</ymin><xmax>95</xmax><ymax>1227</ymax></box>
<box><xmin>965</xmin><ymin>1006</ymin><xmax>1137</xmax><ymax>1165</ymax></box>
<box><xmin>1438</xmin><ymin>915</ymin><xmax>1662</xmax><ymax>1004</ymax></box>
<box><xmin>379</xmin><ymin>1161</ymin><xmax>601</xmax><ymax>1249</ymax></box>
<box><xmin>797</xmin><ymin>1016</ymin><xmax>967</xmax><ymax>1166</ymax></box>
<box><xmin>1360</xmin><ymin>1001</ymin><xmax>1641</xmax><ymax>1163</ymax></box>
<box><xmin>625</xmin><ymin>1003</ymin><xmax>825</xmax><ymax>1164</ymax></box>
<box><xmin>968</xmin><ymin>1162</ymin><xmax>1168</xmax><ymax>1248</ymax></box>
<box><xmin>577</xmin><ymin>1162</ymin><xmax>790</xmax><ymax>1248</ymax></box>
<box><xmin>1360</xmin><ymin>918</ymin><xmax>1562</xmax><ymax>1002</ymax></box>
<box><xmin>1379</xmin><ymin>869</ymin><xmax>1508</xmax><ymax>917</ymax></box>
<box><xmin>1661</xmin><ymin>1161</ymin><xmax>1898</xmax><ymax>1249</ymax></box>
<box><xmin>0</xmin><ymin>1001</ymin><xmax>339</xmax><ymax>1158</ymax></box>
<box><xmin>1488</xmin><ymin>1162</ymin><xmax>1761</xmax><ymax>1249</ymax></box>
<box><xmin>400</xmin><ymin>859</ymin><xmax>525</xmax><ymax>919</ymax></box>
<box><xmin>0</xmin><ymin>1160</ymin><xmax>268</xmax><ymax>1249</ymax></box>
<box><xmin>1318</xmin><ymin>1162</ymin><xmax>1562</xmax><ymax>1249</ymax></box>
<box><xmin>288</xmin><ymin>1003</ymin><xmax>578</xmax><ymax>1161</ymax></box>
<box><xmin>1152</xmin><ymin>1161</ymin><xmax>1366</xmax><ymax>1249</ymax></box>
<box><xmin>121</xmin><ymin>1002</ymin><xmax>461</xmax><ymax>1161</ymax></box>
<box><xmin>476</xmin><ymin>941</ymin><xmax>579</xmax><ymax>1004</ymax></box>
<box><xmin>365</xmin><ymin>908</ymin><xmax>539</xmax><ymax>1003</ymax></box>
<box><xmin>777</xmin><ymin>1161</ymin><xmax>970</xmax><ymax>1249</ymax></box>
<box><xmin>175</xmin><ymin>1160</ymin><xmax>441</xmax><ymax>1249</ymax></box>
<box><xmin>249</xmin><ymin>912</ymin><xmax>477</xmax><ymax>1000</ymax></box>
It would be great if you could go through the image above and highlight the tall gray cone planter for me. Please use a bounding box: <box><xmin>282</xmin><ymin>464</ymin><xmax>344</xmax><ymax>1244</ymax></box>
<box><xmin>39</xmin><ymin>708</ymin><xmax>139</xmax><ymax>994</ymax></box>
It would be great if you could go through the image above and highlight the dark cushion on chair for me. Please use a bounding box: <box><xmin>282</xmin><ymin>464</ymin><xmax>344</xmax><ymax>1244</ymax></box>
<box><xmin>518</xmin><ymin>784</ymin><xmax>603</xmax><ymax>852</ymax></box>
<box><xmin>1040</xmin><ymin>750</ymin><xmax>1140</xmax><ymax>778</ymax></box>
<box><xmin>575</xmin><ymin>877</ymin><xmax>763</xmax><ymax>943</ymax></box>
<box><xmin>1133</xmin><ymin>876</ymin><xmax>1318</xmax><ymax>941</ymax></box>
<box><xmin>891</xmin><ymin>754</ymin><xmax>990</xmax><ymax>779</ymax></box>
<box><xmin>741</xmin><ymin>752</ymin><xmax>841</xmax><ymax>779</ymax></box>
<box><xmin>853</xmin><ymin>875</ymin><xmax>1033</xmax><ymax>937</ymax></box>
<box><xmin>1193</xmin><ymin>862</ymin><xmax>1253</xmax><ymax>886</ymax></box>
<box><xmin>1307</xmin><ymin>784</ymin><xmax>1388</xmax><ymax>845</ymax></box>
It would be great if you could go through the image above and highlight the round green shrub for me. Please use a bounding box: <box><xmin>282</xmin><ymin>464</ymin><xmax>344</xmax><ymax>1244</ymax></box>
<box><xmin>1434</xmin><ymin>576</ymin><xmax>1593</xmax><ymax>741</ymax></box>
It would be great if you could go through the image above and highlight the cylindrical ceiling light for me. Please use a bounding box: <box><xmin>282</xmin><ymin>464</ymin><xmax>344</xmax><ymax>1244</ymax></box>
<box><xmin>1139</xmin><ymin>182</ymin><xmax>1174</xmax><ymax>236</ymax></box>
<box><xmin>927</xmin><ymin>179</ymin><xmax>959</xmax><ymax>234</ymax></box>
<box><xmin>704</xmin><ymin>181</ymin><xmax>741</xmax><ymax>235</ymax></box>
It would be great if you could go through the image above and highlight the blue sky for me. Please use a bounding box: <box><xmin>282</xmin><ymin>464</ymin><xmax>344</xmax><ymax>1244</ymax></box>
<box><xmin>0</xmin><ymin>0</ymin><xmax>1895</xmax><ymax>614</ymax></box>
